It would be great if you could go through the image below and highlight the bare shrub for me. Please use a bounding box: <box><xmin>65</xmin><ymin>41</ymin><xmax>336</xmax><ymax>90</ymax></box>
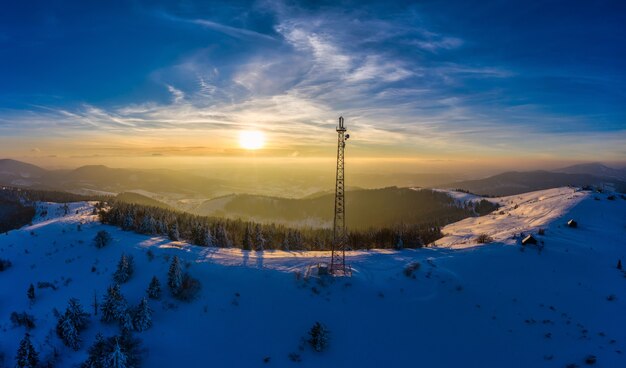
<box><xmin>0</xmin><ymin>258</ymin><xmax>12</xmax><ymax>272</ymax></box>
<box><xmin>174</xmin><ymin>274</ymin><xmax>202</xmax><ymax>301</ymax></box>
<box><xmin>403</xmin><ymin>262</ymin><xmax>421</xmax><ymax>278</ymax></box>
<box><xmin>476</xmin><ymin>233</ymin><xmax>493</xmax><ymax>244</ymax></box>
<box><xmin>11</xmin><ymin>311</ymin><xmax>36</xmax><ymax>329</ymax></box>
<box><xmin>37</xmin><ymin>281</ymin><xmax>58</xmax><ymax>290</ymax></box>
<box><xmin>94</xmin><ymin>230</ymin><xmax>112</xmax><ymax>248</ymax></box>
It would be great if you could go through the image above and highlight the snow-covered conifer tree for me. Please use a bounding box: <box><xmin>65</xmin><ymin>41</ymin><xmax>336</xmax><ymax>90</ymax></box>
<box><xmin>66</xmin><ymin>298</ymin><xmax>90</xmax><ymax>330</ymax></box>
<box><xmin>83</xmin><ymin>333</ymin><xmax>106</xmax><ymax>368</ymax></box>
<box><xmin>294</xmin><ymin>231</ymin><xmax>303</xmax><ymax>249</ymax></box>
<box><xmin>313</xmin><ymin>237</ymin><xmax>323</xmax><ymax>251</ymax></box>
<box><xmin>146</xmin><ymin>276</ymin><xmax>161</xmax><ymax>299</ymax></box>
<box><xmin>57</xmin><ymin>312</ymin><xmax>81</xmax><ymax>350</ymax></box>
<box><xmin>168</xmin><ymin>222</ymin><xmax>179</xmax><ymax>241</ymax></box>
<box><xmin>119</xmin><ymin>310</ymin><xmax>134</xmax><ymax>334</ymax></box>
<box><xmin>57</xmin><ymin>298</ymin><xmax>89</xmax><ymax>350</ymax></box>
<box><xmin>103</xmin><ymin>339</ymin><xmax>128</xmax><ymax>368</ymax></box>
<box><xmin>101</xmin><ymin>284</ymin><xmax>127</xmax><ymax>323</ymax></box>
<box><xmin>308</xmin><ymin>322</ymin><xmax>330</xmax><ymax>352</ymax></box>
<box><xmin>203</xmin><ymin>227</ymin><xmax>214</xmax><ymax>247</ymax></box>
<box><xmin>132</xmin><ymin>297</ymin><xmax>152</xmax><ymax>332</ymax></box>
<box><xmin>94</xmin><ymin>230</ymin><xmax>113</xmax><ymax>248</ymax></box>
<box><xmin>282</xmin><ymin>232</ymin><xmax>290</xmax><ymax>251</ymax></box>
<box><xmin>113</xmin><ymin>254</ymin><xmax>134</xmax><ymax>284</ymax></box>
<box><xmin>215</xmin><ymin>224</ymin><xmax>231</xmax><ymax>248</ymax></box>
<box><xmin>243</xmin><ymin>225</ymin><xmax>253</xmax><ymax>251</ymax></box>
<box><xmin>156</xmin><ymin>219</ymin><xmax>167</xmax><ymax>235</ymax></box>
<box><xmin>15</xmin><ymin>333</ymin><xmax>39</xmax><ymax>368</ymax></box>
<box><xmin>190</xmin><ymin>223</ymin><xmax>204</xmax><ymax>245</ymax></box>
<box><xmin>254</xmin><ymin>225</ymin><xmax>265</xmax><ymax>251</ymax></box>
<box><xmin>140</xmin><ymin>215</ymin><xmax>156</xmax><ymax>234</ymax></box>
<box><xmin>122</xmin><ymin>212</ymin><xmax>134</xmax><ymax>231</ymax></box>
<box><xmin>395</xmin><ymin>233</ymin><xmax>404</xmax><ymax>250</ymax></box>
<box><xmin>168</xmin><ymin>256</ymin><xmax>183</xmax><ymax>295</ymax></box>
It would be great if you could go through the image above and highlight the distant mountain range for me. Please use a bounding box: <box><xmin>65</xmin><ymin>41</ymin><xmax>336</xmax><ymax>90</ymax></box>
<box><xmin>444</xmin><ymin>163</ymin><xmax>626</xmax><ymax>196</ymax></box>
<box><xmin>1</xmin><ymin>159</ymin><xmax>625</xmax><ymax>203</ymax></box>
<box><xmin>0</xmin><ymin>159</ymin><xmax>227</xmax><ymax>197</ymax></box>
<box><xmin>554</xmin><ymin>162</ymin><xmax>626</xmax><ymax>180</ymax></box>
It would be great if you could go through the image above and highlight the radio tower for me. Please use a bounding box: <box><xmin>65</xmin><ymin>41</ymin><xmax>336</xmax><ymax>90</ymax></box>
<box><xmin>330</xmin><ymin>116</ymin><xmax>350</xmax><ymax>275</ymax></box>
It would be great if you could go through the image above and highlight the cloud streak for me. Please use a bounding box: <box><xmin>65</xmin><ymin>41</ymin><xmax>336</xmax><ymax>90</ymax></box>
<box><xmin>0</xmin><ymin>0</ymin><xmax>624</xmax><ymax>164</ymax></box>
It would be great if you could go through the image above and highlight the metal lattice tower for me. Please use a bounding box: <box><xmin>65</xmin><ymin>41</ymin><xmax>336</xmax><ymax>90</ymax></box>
<box><xmin>330</xmin><ymin>116</ymin><xmax>350</xmax><ymax>275</ymax></box>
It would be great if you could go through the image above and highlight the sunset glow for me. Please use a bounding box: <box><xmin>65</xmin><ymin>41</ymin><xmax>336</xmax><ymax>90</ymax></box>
<box><xmin>239</xmin><ymin>131</ymin><xmax>265</xmax><ymax>150</ymax></box>
<box><xmin>0</xmin><ymin>1</ymin><xmax>623</xmax><ymax>171</ymax></box>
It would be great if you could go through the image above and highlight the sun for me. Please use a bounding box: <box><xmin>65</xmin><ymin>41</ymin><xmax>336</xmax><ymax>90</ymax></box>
<box><xmin>239</xmin><ymin>130</ymin><xmax>265</xmax><ymax>150</ymax></box>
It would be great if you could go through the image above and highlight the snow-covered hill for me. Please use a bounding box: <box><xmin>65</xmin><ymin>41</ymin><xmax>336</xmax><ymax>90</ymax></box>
<box><xmin>0</xmin><ymin>188</ymin><xmax>625</xmax><ymax>367</ymax></box>
<box><xmin>435</xmin><ymin>187</ymin><xmax>588</xmax><ymax>248</ymax></box>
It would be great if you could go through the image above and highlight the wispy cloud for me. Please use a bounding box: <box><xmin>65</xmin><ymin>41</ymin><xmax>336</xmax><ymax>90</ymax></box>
<box><xmin>1</xmin><ymin>0</ymin><xmax>623</xmax><ymax>163</ymax></box>
<box><xmin>160</xmin><ymin>12</ymin><xmax>276</xmax><ymax>42</ymax></box>
<box><xmin>167</xmin><ymin>85</ymin><xmax>185</xmax><ymax>104</ymax></box>
<box><xmin>191</xmin><ymin>18</ymin><xmax>277</xmax><ymax>41</ymax></box>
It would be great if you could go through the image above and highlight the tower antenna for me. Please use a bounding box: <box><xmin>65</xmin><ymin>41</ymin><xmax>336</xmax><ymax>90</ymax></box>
<box><xmin>330</xmin><ymin>116</ymin><xmax>350</xmax><ymax>275</ymax></box>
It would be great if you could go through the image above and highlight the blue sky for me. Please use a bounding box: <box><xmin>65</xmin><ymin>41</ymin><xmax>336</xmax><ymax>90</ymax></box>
<box><xmin>0</xmin><ymin>0</ymin><xmax>624</xmax><ymax>166</ymax></box>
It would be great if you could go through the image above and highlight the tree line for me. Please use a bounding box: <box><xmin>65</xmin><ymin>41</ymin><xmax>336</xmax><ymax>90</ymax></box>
<box><xmin>99</xmin><ymin>201</ymin><xmax>446</xmax><ymax>250</ymax></box>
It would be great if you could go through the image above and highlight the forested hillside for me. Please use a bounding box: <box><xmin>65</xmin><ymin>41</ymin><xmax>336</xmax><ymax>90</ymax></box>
<box><xmin>192</xmin><ymin>187</ymin><xmax>497</xmax><ymax>229</ymax></box>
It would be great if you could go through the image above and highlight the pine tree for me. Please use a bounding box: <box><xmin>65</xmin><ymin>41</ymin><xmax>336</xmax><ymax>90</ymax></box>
<box><xmin>618</xmin><ymin>259</ymin><xmax>623</xmax><ymax>270</ymax></box>
<box><xmin>115</xmin><ymin>332</ymin><xmax>141</xmax><ymax>368</ymax></box>
<box><xmin>243</xmin><ymin>225</ymin><xmax>253</xmax><ymax>251</ymax></box>
<box><xmin>313</xmin><ymin>237</ymin><xmax>323</xmax><ymax>251</ymax></box>
<box><xmin>203</xmin><ymin>227</ymin><xmax>214</xmax><ymax>247</ymax></box>
<box><xmin>132</xmin><ymin>297</ymin><xmax>152</xmax><ymax>332</ymax></box>
<box><xmin>146</xmin><ymin>276</ymin><xmax>161</xmax><ymax>299</ymax></box>
<box><xmin>15</xmin><ymin>333</ymin><xmax>39</xmax><ymax>368</ymax></box>
<box><xmin>254</xmin><ymin>224</ymin><xmax>265</xmax><ymax>251</ymax></box>
<box><xmin>57</xmin><ymin>298</ymin><xmax>89</xmax><ymax>350</ymax></box>
<box><xmin>83</xmin><ymin>333</ymin><xmax>106</xmax><ymax>368</ymax></box>
<box><xmin>395</xmin><ymin>233</ymin><xmax>404</xmax><ymax>250</ymax></box>
<box><xmin>282</xmin><ymin>232</ymin><xmax>290</xmax><ymax>251</ymax></box>
<box><xmin>168</xmin><ymin>222</ymin><xmax>180</xmax><ymax>241</ymax></box>
<box><xmin>140</xmin><ymin>215</ymin><xmax>156</xmax><ymax>234</ymax></box>
<box><xmin>103</xmin><ymin>339</ymin><xmax>128</xmax><ymax>368</ymax></box>
<box><xmin>113</xmin><ymin>254</ymin><xmax>134</xmax><ymax>284</ymax></box>
<box><xmin>57</xmin><ymin>312</ymin><xmax>81</xmax><ymax>350</ymax></box>
<box><xmin>66</xmin><ymin>298</ymin><xmax>90</xmax><ymax>330</ymax></box>
<box><xmin>119</xmin><ymin>310</ymin><xmax>134</xmax><ymax>334</ymax></box>
<box><xmin>190</xmin><ymin>223</ymin><xmax>204</xmax><ymax>245</ymax></box>
<box><xmin>265</xmin><ymin>227</ymin><xmax>275</xmax><ymax>249</ymax></box>
<box><xmin>156</xmin><ymin>219</ymin><xmax>167</xmax><ymax>235</ymax></box>
<box><xmin>168</xmin><ymin>256</ymin><xmax>183</xmax><ymax>295</ymax></box>
<box><xmin>308</xmin><ymin>322</ymin><xmax>329</xmax><ymax>352</ymax></box>
<box><xmin>101</xmin><ymin>285</ymin><xmax>127</xmax><ymax>323</ymax></box>
<box><xmin>294</xmin><ymin>231</ymin><xmax>303</xmax><ymax>249</ymax></box>
<box><xmin>122</xmin><ymin>212</ymin><xmax>134</xmax><ymax>231</ymax></box>
<box><xmin>414</xmin><ymin>235</ymin><xmax>424</xmax><ymax>248</ymax></box>
<box><xmin>27</xmin><ymin>283</ymin><xmax>35</xmax><ymax>304</ymax></box>
<box><xmin>94</xmin><ymin>230</ymin><xmax>113</xmax><ymax>248</ymax></box>
<box><xmin>215</xmin><ymin>224</ymin><xmax>231</xmax><ymax>248</ymax></box>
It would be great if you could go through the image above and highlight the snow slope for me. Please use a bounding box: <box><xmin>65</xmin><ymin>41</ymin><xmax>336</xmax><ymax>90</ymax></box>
<box><xmin>0</xmin><ymin>189</ymin><xmax>625</xmax><ymax>367</ymax></box>
<box><xmin>435</xmin><ymin>187</ymin><xmax>587</xmax><ymax>248</ymax></box>
<box><xmin>432</xmin><ymin>188</ymin><xmax>486</xmax><ymax>205</ymax></box>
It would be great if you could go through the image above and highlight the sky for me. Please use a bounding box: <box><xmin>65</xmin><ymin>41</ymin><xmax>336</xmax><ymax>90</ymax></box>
<box><xmin>0</xmin><ymin>0</ymin><xmax>625</xmax><ymax>171</ymax></box>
